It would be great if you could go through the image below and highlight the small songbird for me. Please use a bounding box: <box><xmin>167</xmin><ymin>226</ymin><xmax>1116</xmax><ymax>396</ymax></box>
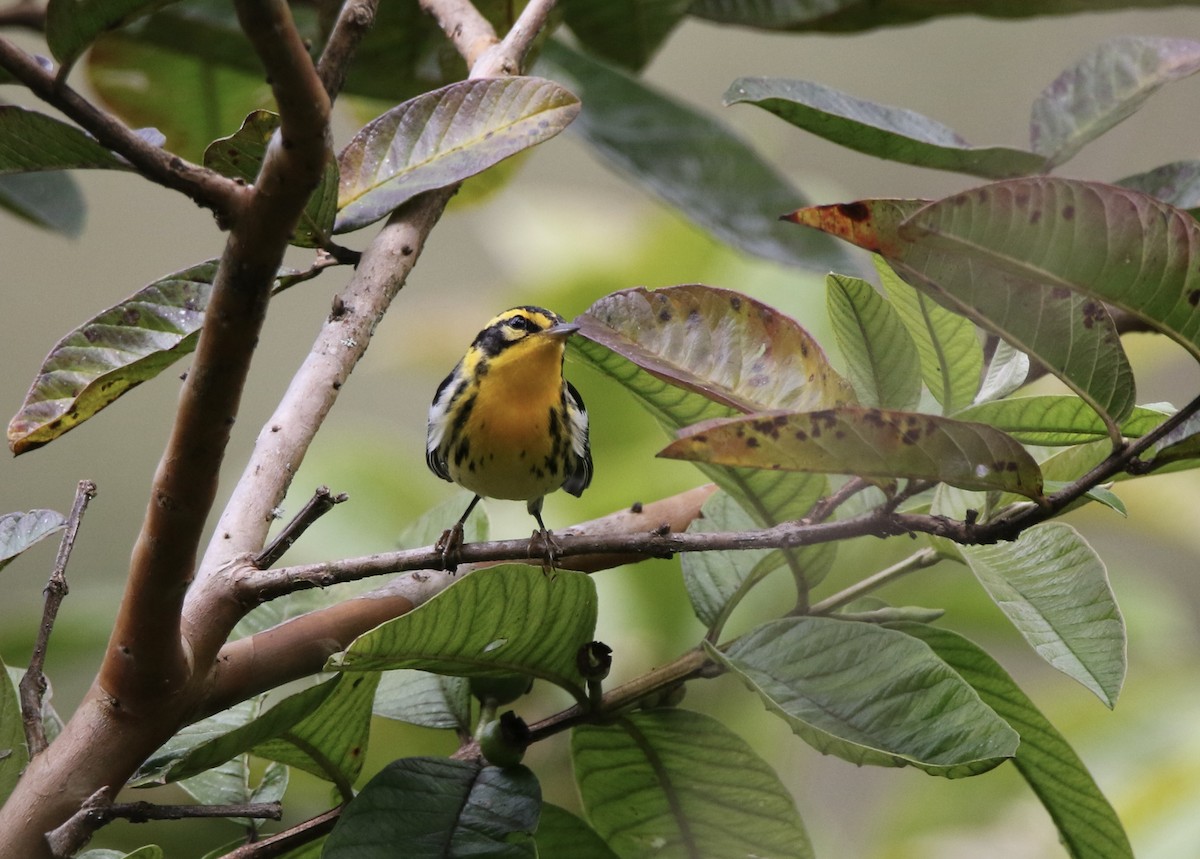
<box><xmin>426</xmin><ymin>306</ymin><xmax>592</xmax><ymax>565</ymax></box>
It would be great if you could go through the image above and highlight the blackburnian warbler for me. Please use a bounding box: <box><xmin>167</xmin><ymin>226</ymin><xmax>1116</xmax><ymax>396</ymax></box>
<box><xmin>426</xmin><ymin>306</ymin><xmax>592</xmax><ymax>563</ymax></box>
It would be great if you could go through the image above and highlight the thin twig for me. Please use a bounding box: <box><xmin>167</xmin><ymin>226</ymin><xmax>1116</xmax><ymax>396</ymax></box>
<box><xmin>19</xmin><ymin>480</ymin><xmax>96</xmax><ymax>757</ymax></box>
<box><xmin>254</xmin><ymin>486</ymin><xmax>348</xmax><ymax>569</ymax></box>
<box><xmin>219</xmin><ymin>806</ymin><xmax>343</xmax><ymax>859</ymax></box>
<box><xmin>0</xmin><ymin>38</ymin><xmax>242</xmax><ymax>217</ymax></box>
<box><xmin>316</xmin><ymin>0</ymin><xmax>379</xmax><ymax>98</ymax></box>
<box><xmin>808</xmin><ymin>548</ymin><xmax>941</xmax><ymax>615</ymax></box>
<box><xmin>472</xmin><ymin>0</ymin><xmax>557</xmax><ymax>77</ymax></box>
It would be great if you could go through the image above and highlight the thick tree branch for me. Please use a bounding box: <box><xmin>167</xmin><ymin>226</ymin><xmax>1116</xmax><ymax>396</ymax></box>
<box><xmin>473</xmin><ymin>0</ymin><xmax>557</xmax><ymax>77</ymax></box>
<box><xmin>419</xmin><ymin>0</ymin><xmax>499</xmax><ymax>68</ymax></box>
<box><xmin>0</xmin><ymin>38</ymin><xmax>241</xmax><ymax>217</ymax></box>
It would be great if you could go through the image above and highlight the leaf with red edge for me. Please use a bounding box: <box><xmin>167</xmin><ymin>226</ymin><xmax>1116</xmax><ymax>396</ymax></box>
<box><xmin>660</xmin><ymin>407</ymin><xmax>1044</xmax><ymax>499</ymax></box>
<box><xmin>786</xmin><ymin>196</ymin><xmax>1136</xmax><ymax>426</ymax></box>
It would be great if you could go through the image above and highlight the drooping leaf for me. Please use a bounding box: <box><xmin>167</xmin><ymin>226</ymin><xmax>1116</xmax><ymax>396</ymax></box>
<box><xmin>0</xmin><ymin>106</ymin><xmax>126</xmax><ymax>173</ymax></box>
<box><xmin>46</xmin><ymin>0</ymin><xmax>172</xmax><ymax>66</ymax></box>
<box><xmin>1117</xmin><ymin>159</ymin><xmax>1200</xmax><ymax>215</ymax></box>
<box><xmin>901</xmin><ymin>178</ymin><xmax>1200</xmax><ymax>364</ymax></box>
<box><xmin>709</xmin><ymin>617</ymin><xmax>1018</xmax><ymax>775</ymax></box>
<box><xmin>323</xmin><ymin>758</ymin><xmax>540</xmax><ymax>859</ymax></box>
<box><xmin>1031</xmin><ymin>36</ymin><xmax>1200</xmax><ymax>168</ymax></box>
<box><xmin>873</xmin><ymin>255</ymin><xmax>982</xmax><ymax>414</ymax></box>
<box><xmin>573</xmin><ymin>709</ymin><xmax>813</xmax><ymax>859</ymax></box>
<box><xmin>204</xmin><ymin>110</ymin><xmax>336</xmax><ymax>248</ymax></box>
<box><xmin>330</xmin><ymin>565</ymin><xmax>597</xmax><ymax>705</ymax></box>
<box><xmin>955</xmin><ymin>396</ymin><xmax>1170</xmax><ymax>445</ymax></box>
<box><xmin>895</xmin><ymin>622</ymin><xmax>1133</xmax><ymax>859</ymax></box>
<box><xmin>536</xmin><ymin>804</ymin><xmax>620</xmax><ymax>859</ymax></box>
<box><xmin>0</xmin><ymin>656</ymin><xmax>26</xmax><ymax>804</ymax></box>
<box><xmin>825</xmin><ymin>273</ymin><xmax>921</xmax><ymax>410</ymax></box>
<box><xmin>536</xmin><ymin>40</ymin><xmax>847</xmax><ymax>270</ymax></box>
<box><xmin>976</xmin><ymin>340</ymin><xmax>1030</xmax><ymax>403</ymax></box>
<box><xmin>662</xmin><ymin>407</ymin><xmax>1044</xmax><ymax>499</ymax></box>
<box><xmin>572</xmin><ymin>285</ymin><xmax>845</xmax><ymax>591</ymax></box>
<box><xmin>133</xmin><ymin>699</ymin><xmax>260</xmax><ymax>786</ymax></box>
<box><xmin>87</xmin><ymin>30</ymin><xmax>273</xmax><ymax>163</ymax></box>
<box><xmin>725</xmin><ymin>77</ymin><xmax>1044</xmax><ymax>179</ymax></box>
<box><xmin>0</xmin><ymin>509</ymin><xmax>66</xmax><ymax>573</ymax></box>
<box><xmin>8</xmin><ymin>261</ymin><xmax>217</xmax><ymax>454</ymax></box>
<box><xmin>0</xmin><ymin>171</ymin><xmax>86</xmax><ymax>236</ymax></box>
<box><xmin>562</xmin><ymin>0</ymin><xmax>690</xmax><ymax>71</ymax></box>
<box><xmin>336</xmin><ymin>77</ymin><xmax>579</xmax><ymax>233</ymax></box>
<box><xmin>960</xmin><ymin>523</ymin><xmax>1125</xmax><ymax>707</ymax></box>
<box><xmin>786</xmin><ymin>199</ymin><xmax>1137</xmax><ymax>426</ymax></box>
<box><xmin>373</xmin><ymin>670</ymin><xmax>470</xmax><ymax>732</ymax></box>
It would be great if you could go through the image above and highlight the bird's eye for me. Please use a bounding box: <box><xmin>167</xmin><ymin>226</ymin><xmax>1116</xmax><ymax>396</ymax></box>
<box><xmin>508</xmin><ymin>316</ymin><xmax>529</xmax><ymax>331</ymax></box>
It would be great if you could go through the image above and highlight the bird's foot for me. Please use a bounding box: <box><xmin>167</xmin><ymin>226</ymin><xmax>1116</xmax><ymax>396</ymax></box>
<box><xmin>529</xmin><ymin>528</ymin><xmax>561</xmax><ymax>574</ymax></box>
<box><xmin>436</xmin><ymin>522</ymin><xmax>465</xmax><ymax>573</ymax></box>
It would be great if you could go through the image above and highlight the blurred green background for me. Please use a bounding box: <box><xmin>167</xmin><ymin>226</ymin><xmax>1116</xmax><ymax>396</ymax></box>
<box><xmin>4</xmin><ymin>7</ymin><xmax>1200</xmax><ymax>857</ymax></box>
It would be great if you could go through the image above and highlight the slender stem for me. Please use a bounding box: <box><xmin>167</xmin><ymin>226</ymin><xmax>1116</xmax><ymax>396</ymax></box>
<box><xmin>19</xmin><ymin>480</ymin><xmax>96</xmax><ymax>756</ymax></box>
<box><xmin>808</xmin><ymin>548</ymin><xmax>940</xmax><ymax>615</ymax></box>
<box><xmin>218</xmin><ymin>807</ymin><xmax>343</xmax><ymax>859</ymax></box>
<box><xmin>254</xmin><ymin>485</ymin><xmax>348</xmax><ymax>569</ymax></box>
<box><xmin>316</xmin><ymin>0</ymin><xmax>380</xmax><ymax>98</ymax></box>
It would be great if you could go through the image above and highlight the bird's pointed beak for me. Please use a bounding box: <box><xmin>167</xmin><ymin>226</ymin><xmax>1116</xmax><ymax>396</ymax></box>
<box><xmin>543</xmin><ymin>321</ymin><xmax>580</xmax><ymax>340</ymax></box>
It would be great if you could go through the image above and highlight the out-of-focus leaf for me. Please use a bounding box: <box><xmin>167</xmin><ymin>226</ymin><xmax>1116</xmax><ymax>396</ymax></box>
<box><xmin>0</xmin><ymin>171</ymin><xmax>86</xmax><ymax>236</ymax></box>
<box><xmin>1117</xmin><ymin>160</ymin><xmax>1200</xmax><ymax>215</ymax></box>
<box><xmin>373</xmin><ymin>670</ymin><xmax>470</xmax><ymax>731</ymax></box>
<box><xmin>0</xmin><ymin>656</ymin><xmax>26</xmax><ymax>804</ymax></box>
<box><xmin>1031</xmin><ymin>36</ymin><xmax>1200</xmax><ymax>168</ymax></box>
<box><xmin>0</xmin><ymin>509</ymin><xmax>65</xmax><ymax>573</ymax></box>
<box><xmin>536</xmin><ymin>804</ymin><xmax>620</xmax><ymax>859</ymax></box>
<box><xmin>330</xmin><ymin>565</ymin><xmax>596</xmax><ymax>705</ymax></box>
<box><xmin>687</xmin><ymin>0</ymin><xmax>1200</xmax><ymax>32</ymax></box>
<box><xmin>786</xmin><ymin>200</ymin><xmax>1137</xmax><ymax>426</ymax></box>
<box><xmin>726</xmin><ymin>77</ymin><xmax>1044</xmax><ymax>179</ymax></box>
<box><xmin>46</xmin><ymin>0</ymin><xmax>172</xmax><ymax>66</ymax></box>
<box><xmin>399</xmin><ymin>492</ymin><xmax>489</xmax><ymax>550</ymax></box>
<box><xmin>204</xmin><ymin>110</ymin><xmax>336</xmax><ymax>248</ymax></box>
<box><xmin>826</xmin><ymin>273</ymin><xmax>921</xmax><ymax>410</ymax></box>
<box><xmin>8</xmin><ymin>261</ymin><xmax>217</xmax><ymax>454</ymax></box>
<box><xmin>76</xmin><ymin>848</ymin><xmax>164</xmax><ymax>859</ymax></box>
<box><xmin>902</xmin><ymin>178</ymin><xmax>1200</xmax><ymax>364</ymax></box>
<box><xmin>323</xmin><ymin>759</ymin><xmax>539</xmax><ymax>859</ymax></box>
<box><xmin>955</xmin><ymin>396</ymin><xmax>1169</xmax><ymax>445</ymax></box>
<box><xmin>178</xmin><ymin>754</ymin><xmax>287</xmax><ymax>829</ymax></box>
<box><xmin>873</xmin><ymin>256</ymin><xmax>982</xmax><ymax>414</ymax></box>
<box><xmin>896</xmin><ymin>622</ymin><xmax>1133</xmax><ymax>858</ymax></box>
<box><xmin>960</xmin><ymin>523</ymin><xmax>1126</xmax><ymax>707</ymax></box>
<box><xmin>1144</xmin><ymin>410</ymin><xmax>1200</xmax><ymax>466</ymax></box>
<box><xmin>976</xmin><ymin>340</ymin><xmax>1030</xmax><ymax>403</ymax></box>
<box><xmin>536</xmin><ymin>40</ymin><xmax>847</xmax><ymax>270</ymax></box>
<box><xmin>134</xmin><ymin>699</ymin><xmax>259</xmax><ymax>786</ymax></box>
<box><xmin>87</xmin><ymin>31</ymin><xmax>272</xmax><ymax>163</ymax></box>
<box><xmin>336</xmin><ymin>77</ymin><xmax>579</xmax><ymax>233</ymax></box>
<box><xmin>574</xmin><ymin>709</ymin><xmax>813</xmax><ymax>858</ymax></box>
<box><xmin>0</xmin><ymin>107</ymin><xmax>126</xmax><ymax>173</ymax></box>
<box><xmin>573</xmin><ymin>285</ymin><xmax>847</xmax><ymax>587</ymax></box>
<box><xmin>562</xmin><ymin>0</ymin><xmax>690</xmax><ymax>70</ymax></box>
<box><xmin>662</xmin><ymin>407</ymin><xmax>1044</xmax><ymax>499</ymax></box>
<box><xmin>709</xmin><ymin>617</ymin><xmax>1017</xmax><ymax>775</ymax></box>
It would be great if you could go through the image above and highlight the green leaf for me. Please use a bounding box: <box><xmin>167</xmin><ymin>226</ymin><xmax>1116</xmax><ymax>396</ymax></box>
<box><xmin>323</xmin><ymin>758</ymin><xmax>540</xmax><ymax>859</ymax></box>
<box><xmin>709</xmin><ymin>617</ymin><xmax>1018</xmax><ymax>775</ymax></box>
<box><xmin>204</xmin><ymin>110</ymin><xmax>336</xmax><ymax>248</ymax></box>
<box><xmin>683</xmin><ymin>491</ymin><xmax>784</xmax><ymax>636</ymax></box>
<box><xmin>976</xmin><ymin>340</ymin><xmax>1030</xmax><ymax>403</ymax></box>
<box><xmin>725</xmin><ymin>77</ymin><xmax>1044</xmax><ymax>179</ymax></box>
<box><xmin>573</xmin><ymin>709</ymin><xmax>813</xmax><ymax>859</ymax></box>
<box><xmin>895</xmin><ymin>622</ymin><xmax>1133</xmax><ymax>859</ymax></box>
<box><xmin>954</xmin><ymin>396</ymin><xmax>1170</xmax><ymax>445</ymax></box>
<box><xmin>826</xmin><ymin>273</ymin><xmax>921</xmax><ymax>410</ymax></box>
<box><xmin>373</xmin><ymin>670</ymin><xmax>470</xmax><ymax>731</ymax></box>
<box><xmin>536</xmin><ymin>804</ymin><xmax>620</xmax><ymax>859</ymax></box>
<box><xmin>336</xmin><ymin>77</ymin><xmax>580</xmax><ymax>234</ymax></box>
<box><xmin>902</xmin><ymin>178</ymin><xmax>1200</xmax><ymax>364</ymax></box>
<box><xmin>1031</xmin><ymin>36</ymin><xmax>1200</xmax><ymax>168</ymax></box>
<box><xmin>661</xmin><ymin>406</ymin><xmax>1044</xmax><ymax>499</ymax></box>
<box><xmin>400</xmin><ymin>492</ymin><xmax>489</xmax><ymax>550</ymax></box>
<box><xmin>0</xmin><ymin>509</ymin><xmax>66</xmax><ymax>572</ymax></box>
<box><xmin>960</xmin><ymin>523</ymin><xmax>1125</xmax><ymax>707</ymax></box>
<box><xmin>46</xmin><ymin>0</ymin><xmax>172</xmax><ymax>66</ymax></box>
<box><xmin>0</xmin><ymin>106</ymin><xmax>126</xmax><ymax>173</ymax></box>
<box><xmin>87</xmin><ymin>30</ymin><xmax>272</xmax><ymax>163</ymax></box>
<box><xmin>573</xmin><ymin>284</ymin><xmax>845</xmax><ymax>592</ymax></box>
<box><xmin>133</xmin><ymin>699</ymin><xmax>259</xmax><ymax>786</ymax></box>
<box><xmin>0</xmin><ymin>171</ymin><xmax>86</xmax><ymax>236</ymax></box>
<box><xmin>536</xmin><ymin>40</ymin><xmax>847</xmax><ymax>271</ymax></box>
<box><xmin>7</xmin><ymin>260</ymin><xmax>217</xmax><ymax>454</ymax></box>
<box><xmin>562</xmin><ymin>0</ymin><xmax>690</xmax><ymax>71</ymax></box>
<box><xmin>1117</xmin><ymin>159</ymin><xmax>1200</xmax><ymax>214</ymax></box>
<box><xmin>76</xmin><ymin>848</ymin><xmax>164</xmax><ymax>859</ymax></box>
<box><xmin>178</xmin><ymin>756</ymin><xmax>287</xmax><ymax>830</ymax></box>
<box><xmin>330</xmin><ymin>565</ymin><xmax>597</xmax><ymax>705</ymax></box>
<box><xmin>873</xmin><ymin>256</ymin><xmax>982</xmax><ymax>414</ymax></box>
<box><xmin>0</xmin><ymin>656</ymin><xmax>27</xmax><ymax>804</ymax></box>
